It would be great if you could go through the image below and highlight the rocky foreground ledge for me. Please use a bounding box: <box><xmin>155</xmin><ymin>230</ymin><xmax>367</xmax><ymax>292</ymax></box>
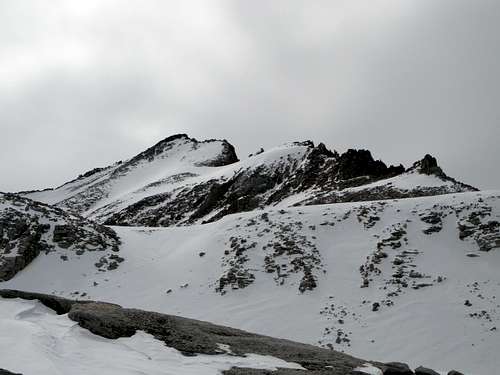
<box><xmin>0</xmin><ymin>290</ymin><xmax>465</xmax><ymax>375</ymax></box>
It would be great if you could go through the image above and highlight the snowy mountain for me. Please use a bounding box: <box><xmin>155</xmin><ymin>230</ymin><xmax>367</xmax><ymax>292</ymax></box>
<box><xmin>2</xmin><ymin>134</ymin><xmax>499</xmax><ymax>375</ymax></box>
<box><xmin>22</xmin><ymin>134</ymin><xmax>476</xmax><ymax>227</ymax></box>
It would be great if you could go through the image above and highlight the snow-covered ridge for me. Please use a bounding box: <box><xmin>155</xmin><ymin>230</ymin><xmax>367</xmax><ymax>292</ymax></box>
<box><xmin>21</xmin><ymin>135</ymin><xmax>476</xmax><ymax>227</ymax></box>
<box><xmin>23</xmin><ymin>134</ymin><xmax>238</xmax><ymax>208</ymax></box>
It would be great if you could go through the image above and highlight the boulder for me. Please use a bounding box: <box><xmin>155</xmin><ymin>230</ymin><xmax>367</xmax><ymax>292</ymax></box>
<box><xmin>383</xmin><ymin>362</ymin><xmax>414</xmax><ymax>374</ymax></box>
<box><xmin>414</xmin><ymin>366</ymin><xmax>440</xmax><ymax>375</ymax></box>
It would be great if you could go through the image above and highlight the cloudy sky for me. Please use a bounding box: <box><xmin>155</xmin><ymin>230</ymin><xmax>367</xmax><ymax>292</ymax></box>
<box><xmin>1</xmin><ymin>0</ymin><xmax>499</xmax><ymax>192</ymax></box>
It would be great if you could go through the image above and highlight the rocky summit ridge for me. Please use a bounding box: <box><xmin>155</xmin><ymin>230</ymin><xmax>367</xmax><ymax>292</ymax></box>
<box><xmin>21</xmin><ymin>135</ymin><xmax>475</xmax><ymax>227</ymax></box>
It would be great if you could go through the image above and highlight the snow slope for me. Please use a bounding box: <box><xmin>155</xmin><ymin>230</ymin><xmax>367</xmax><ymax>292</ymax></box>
<box><xmin>0</xmin><ymin>297</ymin><xmax>304</xmax><ymax>375</ymax></box>
<box><xmin>3</xmin><ymin>190</ymin><xmax>499</xmax><ymax>374</ymax></box>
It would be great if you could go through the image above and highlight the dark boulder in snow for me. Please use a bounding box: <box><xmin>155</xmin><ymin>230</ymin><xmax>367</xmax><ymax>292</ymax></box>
<box><xmin>298</xmin><ymin>270</ymin><xmax>317</xmax><ymax>293</ymax></box>
<box><xmin>414</xmin><ymin>366</ymin><xmax>440</xmax><ymax>375</ymax></box>
<box><xmin>383</xmin><ymin>362</ymin><xmax>414</xmax><ymax>374</ymax></box>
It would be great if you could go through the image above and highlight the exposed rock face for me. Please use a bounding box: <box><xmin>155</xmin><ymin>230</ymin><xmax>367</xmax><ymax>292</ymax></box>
<box><xmin>414</xmin><ymin>366</ymin><xmax>441</xmax><ymax>375</ymax></box>
<box><xmin>0</xmin><ymin>369</ymin><xmax>21</xmax><ymax>375</ymax></box>
<box><xmin>200</xmin><ymin>138</ymin><xmax>239</xmax><ymax>167</ymax></box>
<box><xmin>0</xmin><ymin>209</ymin><xmax>50</xmax><ymax>281</ymax></box>
<box><xmin>414</xmin><ymin>154</ymin><xmax>444</xmax><ymax>176</ymax></box>
<box><xmin>0</xmin><ymin>193</ymin><xmax>121</xmax><ymax>281</ymax></box>
<box><xmin>457</xmin><ymin>202</ymin><xmax>500</xmax><ymax>252</ymax></box>
<box><xmin>383</xmin><ymin>362</ymin><xmax>414</xmax><ymax>374</ymax></box>
<box><xmin>335</xmin><ymin>149</ymin><xmax>404</xmax><ymax>181</ymax></box>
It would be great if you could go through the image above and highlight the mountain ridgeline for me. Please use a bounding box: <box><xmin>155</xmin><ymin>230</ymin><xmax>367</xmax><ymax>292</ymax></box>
<box><xmin>22</xmin><ymin>134</ymin><xmax>475</xmax><ymax>227</ymax></box>
<box><xmin>1</xmin><ymin>134</ymin><xmax>499</xmax><ymax>375</ymax></box>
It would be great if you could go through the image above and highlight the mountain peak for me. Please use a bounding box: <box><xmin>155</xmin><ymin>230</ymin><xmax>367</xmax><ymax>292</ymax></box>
<box><xmin>411</xmin><ymin>154</ymin><xmax>444</xmax><ymax>176</ymax></box>
<box><xmin>125</xmin><ymin>134</ymin><xmax>238</xmax><ymax>167</ymax></box>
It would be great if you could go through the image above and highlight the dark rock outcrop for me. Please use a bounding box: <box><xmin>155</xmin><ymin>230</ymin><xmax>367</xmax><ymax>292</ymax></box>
<box><xmin>383</xmin><ymin>362</ymin><xmax>414</xmax><ymax>374</ymax></box>
<box><xmin>336</xmin><ymin>149</ymin><xmax>404</xmax><ymax>181</ymax></box>
<box><xmin>414</xmin><ymin>366</ymin><xmax>440</xmax><ymax>375</ymax></box>
<box><xmin>0</xmin><ymin>193</ymin><xmax>121</xmax><ymax>281</ymax></box>
<box><xmin>0</xmin><ymin>369</ymin><xmax>22</xmax><ymax>375</ymax></box>
<box><xmin>413</xmin><ymin>154</ymin><xmax>444</xmax><ymax>177</ymax></box>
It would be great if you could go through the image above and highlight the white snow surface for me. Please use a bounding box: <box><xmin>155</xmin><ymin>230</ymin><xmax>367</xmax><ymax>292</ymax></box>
<box><xmin>353</xmin><ymin>363</ymin><xmax>384</xmax><ymax>375</ymax></box>
<box><xmin>3</xmin><ymin>190</ymin><xmax>499</xmax><ymax>374</ymax></box>
<box><xmin>342</xmin><ymin>169</ymin><xmax>455</xmax><ymax>192</ymax></box>
<box><xmin>0</xmin><ymin>297</ymin><xmax>304</xmax><ymax>375</ymax></box>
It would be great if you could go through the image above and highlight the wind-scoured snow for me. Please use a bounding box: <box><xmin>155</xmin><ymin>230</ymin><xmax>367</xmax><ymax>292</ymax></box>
<box><xmin>0</xmin><ymin>297</ymin><xmax>304</xmax><ymax>375</ymax></box>
<box><xmin>343</xmin><ymin>169</ymin><xmax>456</xmax><ymax>192</ymax></box>
<box><xmin>353</xmin><ymin>363</ymin><xmax>385</xmax><ymax>375</ymax></box>
<box><xmin>3</xmin><ymin>190</ymin><xmax>499</xmax><ymax>374</ymax></box>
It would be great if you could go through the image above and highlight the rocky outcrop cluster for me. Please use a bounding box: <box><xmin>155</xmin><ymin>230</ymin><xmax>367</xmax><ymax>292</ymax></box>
<box><xmin>376</xmin><ymin>362</ymin><xmax>464</xmax><ymax>375</ymax></box>
<box><xmin>215</xmin><ymin>211</ymin><xmax>324</xmax><ymax>295</ymax></box>
<box><xmin>458</xmin><ymin>209</ymin><xmax>500</xmax><ymax>252</ymax></box>
<box><xmin>0</xmin><ymin>193</ymin><xmax>121</xmax><ymax>281</ymax></box>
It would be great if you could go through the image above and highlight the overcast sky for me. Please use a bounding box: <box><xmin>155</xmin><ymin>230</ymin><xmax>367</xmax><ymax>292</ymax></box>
<box><xmin>1</xmin><ymin>0</ymin><xmax>499</xmax><ymax>192</ymax></box>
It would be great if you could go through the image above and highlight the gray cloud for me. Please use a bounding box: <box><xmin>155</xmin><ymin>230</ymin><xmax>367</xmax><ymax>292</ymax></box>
<box><xmin>0</xmin><ymin>0</ymin><xmax>499</xmax><ymax>192</ymax></box>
